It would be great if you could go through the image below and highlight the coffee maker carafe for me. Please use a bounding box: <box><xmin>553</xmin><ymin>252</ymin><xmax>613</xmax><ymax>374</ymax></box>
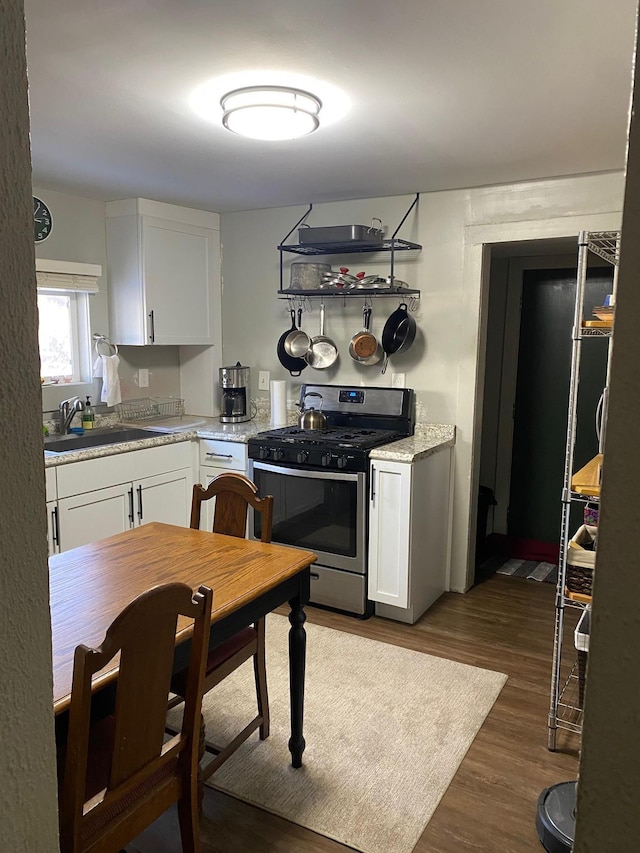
<box><xmin>219</xmin><ymin>362</ymin><xmax>251</xmax><ymax>423</ymax></box>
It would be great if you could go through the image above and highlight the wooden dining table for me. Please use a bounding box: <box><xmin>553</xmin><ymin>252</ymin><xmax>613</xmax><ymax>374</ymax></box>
<box><xmin>49</xmin><ymin>521</ymin><xmax>317</xmax><ymax>768</ymax></box>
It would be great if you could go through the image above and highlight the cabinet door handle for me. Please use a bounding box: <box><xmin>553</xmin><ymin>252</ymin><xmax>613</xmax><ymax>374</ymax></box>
<box><xmin>137</xmin><ymin>484</ymin><xmax>143</xmax><ymax>521</ymax></box>
<box><xmin>148</xmin><ymin>309</ymin><xmax>155</xmax><ymax>343</ymax></box>
<box><xmin>206</xmin><ymin>452</ymin><xmax>233</xmax><ymax>459</ymax></box>
<box><xmin>128</xmin><ymin>487</ymin><xmax>135</xmax><ymax>524</ymax></box>
<box><xmin>370</xmin><ymin>466</ymin><xmax>376</xmax><ymax>503</ymax></box>
<box><xmin>52</xmin><ymin>506</ymin><xmax>60</xmax><ymax>547</ymax></box>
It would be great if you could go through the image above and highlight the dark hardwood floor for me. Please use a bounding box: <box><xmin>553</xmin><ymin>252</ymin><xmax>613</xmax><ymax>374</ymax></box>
<box><xmin>129</xmin><ymin>573</ymin><xmax>580</xmax><ymax>852</ymax></box>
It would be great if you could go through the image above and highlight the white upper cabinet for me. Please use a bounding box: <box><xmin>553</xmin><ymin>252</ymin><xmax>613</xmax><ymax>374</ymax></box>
<box><xmin>106</xmin><ymin>198</ymin><xmax>221</xmax><ymax>345</ymax></box>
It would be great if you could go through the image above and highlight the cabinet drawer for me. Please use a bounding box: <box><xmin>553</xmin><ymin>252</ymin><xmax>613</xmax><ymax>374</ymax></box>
<box><xmin>199</xmin><ymin>439</ymin><xmax>246</xmax><ymax>471</ymax></box>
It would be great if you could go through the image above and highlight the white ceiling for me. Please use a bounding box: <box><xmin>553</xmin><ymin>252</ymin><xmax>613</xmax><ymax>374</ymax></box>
<box><xmin>24</xmin><ymin>0</ymin><xmax>638</xmax><ymax>213</ymax></box>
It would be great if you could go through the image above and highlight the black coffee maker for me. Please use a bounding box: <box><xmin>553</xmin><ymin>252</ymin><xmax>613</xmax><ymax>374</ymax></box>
<box><xmin>219</xmin><ymin>362</ymin><xmax>251</xmax><ymax>423</ymax></box>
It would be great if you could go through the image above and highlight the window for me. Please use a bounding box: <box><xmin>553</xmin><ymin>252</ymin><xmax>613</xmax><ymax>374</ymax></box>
<box><xmin>37</xmin><ymin>289</ymin><xmax>91</xmax><ymax>384</ymax></box>
<box><xmin>36</xmin><ymin>265</ymin><xmax>99</xmax><ymax>386</ymax></box>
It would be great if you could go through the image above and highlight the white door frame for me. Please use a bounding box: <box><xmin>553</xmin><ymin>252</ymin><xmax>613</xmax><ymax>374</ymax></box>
<box><xmin>453</xmin><ymin>212</ymin><xmax>621</xmax><ymax>592</ymax></box>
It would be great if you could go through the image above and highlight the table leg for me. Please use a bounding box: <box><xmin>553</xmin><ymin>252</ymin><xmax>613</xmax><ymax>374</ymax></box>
<box><xmin>288</xmin><ymin>596</ymin><xmax>306</xmax><ymax>768</ymax></box>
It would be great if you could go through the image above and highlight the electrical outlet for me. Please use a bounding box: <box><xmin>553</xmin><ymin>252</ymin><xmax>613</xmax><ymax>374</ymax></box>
<box><xmin>258</xmin><ymin>370</ymin><xmax>270</xmax><ymax>391</ymax></box>
<box><xmin>138</xmin><ymin>368</ymin><xmax>149</xmax><ymax>388</ymax></box>
<box><xmin>391</xmin><ymin>372</ymin><xmax>405</xmax><ymax>388</ymax></box>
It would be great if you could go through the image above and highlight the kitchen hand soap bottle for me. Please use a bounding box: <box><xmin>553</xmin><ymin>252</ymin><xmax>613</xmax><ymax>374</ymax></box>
<box><xmin>82</xmin><ymin>396</ymin><xmax>95</xmax><ymax>430</ymax></box>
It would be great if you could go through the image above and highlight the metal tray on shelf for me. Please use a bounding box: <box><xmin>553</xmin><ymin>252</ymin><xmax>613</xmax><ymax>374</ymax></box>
<box><xmin>298</xmin><ymin>224</ymin><xmax>383</xmax><ymax>245</ymax></box>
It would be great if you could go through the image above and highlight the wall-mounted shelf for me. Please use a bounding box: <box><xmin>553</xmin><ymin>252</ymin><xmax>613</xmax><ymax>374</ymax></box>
<box><xmin>277</xmin><ymin>193</ymin><xmax>422</xmax><ymax>291</ymax></box>
<box><xmin>277</xmin><ymin>287</ymin><xmax>420</xmax><ymax>300</ymax></box>
<box><xmin>277</xmin><ymin>238</ymin><xmax>422</xmax><ymax>256</ymax></box>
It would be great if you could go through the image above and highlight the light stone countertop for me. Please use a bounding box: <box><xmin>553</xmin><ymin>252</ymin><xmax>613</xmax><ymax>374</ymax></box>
<box><xmin>369</xmin><ymin>423</ymin><xmax>456</xmax><ymax>463</ymax></box>
<box><xmin>43</xmin><ymin>429</ymin><xmax>196</xmax><ymax>467</ymax></box>
<box><xmin>44</xmin><ymin>417</ymin><xmax>455</xmax><ymax>467</ymax></box>
<box><xmin>194</xmin><ymin>417</ymin><xmax>276</xmax><ymax>441</ymax></box>
<box><xmin>43</xmin><ymin>417</ymin><xmax>281</xmax><ymax>467</ymax></box>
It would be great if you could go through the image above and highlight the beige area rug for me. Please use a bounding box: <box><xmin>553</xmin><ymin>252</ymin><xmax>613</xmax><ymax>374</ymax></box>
<box><xmin>172</xmin><ymin>615</ymin><xmax>507</xmax><ymax>853</ymax></box>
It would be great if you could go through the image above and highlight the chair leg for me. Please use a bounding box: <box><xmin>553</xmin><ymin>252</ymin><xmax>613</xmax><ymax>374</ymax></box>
<box><xmin>253</xmin><ymin>618</ymin><xmax>270</xmax><ymax>739</ymax></box>
<box><xmin>197</xmin><ymin>712</ymin><xmax>206</xmax><ymax>813</ymax></box>
<box><xmin>177</xmin><ymin>784</ymin><xmax>202</xmax><ymax>853</ymax></box>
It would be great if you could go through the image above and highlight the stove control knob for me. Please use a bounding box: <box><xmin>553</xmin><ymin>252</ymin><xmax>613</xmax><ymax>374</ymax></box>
<box><xmin>296</xmin><ymin>450</ymin><xmax>309</xmax><ymax>464</ymax></box>
<box><xmin>336</xmin><ymin>455</ymin><xmax>348</xmax><ymax>469</ymax></box>
<box><xmin>273</xmin><ymin>448</ymin><xmax>285</xmax><ymax>461</ymax></box>
<box><xmin>321</xmin><ymin>452</ymin><xmax>332</xmax><ymax>467</ymax></box>
<box><xmin>259</xmin><ymin>446</ymin><xmax>270</xmax><ymax>460</ymax></box>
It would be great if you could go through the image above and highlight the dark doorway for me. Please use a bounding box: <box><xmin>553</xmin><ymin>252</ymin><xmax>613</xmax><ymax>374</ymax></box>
<box><xmin>507</xmin><ymin>268</ymin><xmax>611</xmax><ymax>549</ymax></box>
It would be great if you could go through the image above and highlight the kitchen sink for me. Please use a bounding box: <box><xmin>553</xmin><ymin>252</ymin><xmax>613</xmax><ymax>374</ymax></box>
<box><xmin>44</xmin><ymin>427</ymin><xmax>154</xmax><ymax>454</ymax></box>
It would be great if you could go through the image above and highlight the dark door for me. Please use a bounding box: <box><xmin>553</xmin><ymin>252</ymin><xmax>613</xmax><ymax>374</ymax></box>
<box><xmin>507</xmin><ymin>268</ymin><xmax>611</xmax><ymax>547</ymax></box>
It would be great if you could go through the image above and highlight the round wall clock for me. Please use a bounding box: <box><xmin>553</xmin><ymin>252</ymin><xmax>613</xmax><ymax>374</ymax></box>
<box><xmin>33</xmin><ymin>196</ymin><xmax>53</xmax><ymax>242</ymax></box>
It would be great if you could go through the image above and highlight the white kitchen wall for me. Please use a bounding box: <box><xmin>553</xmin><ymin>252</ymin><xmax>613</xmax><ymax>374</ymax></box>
<box><xmin>30</xmin><ymin>177</ymin><xmax>626</xmax><ymax>591</ymax></box>
<box><xmin>32</xmin><ymin>187</ymin><xmax>182</xmax><ymax>415</ymax></box>
<box><xmin>219</xmin><ymin>172</ymin><xmax>625</xmax><ymax>591</ymax></box>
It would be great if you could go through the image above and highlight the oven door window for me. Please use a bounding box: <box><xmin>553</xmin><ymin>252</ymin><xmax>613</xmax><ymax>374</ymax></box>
<box><xmin>253</xmin><ymin>467</ymin><xmax>358</xmax><ymax>558</ymax></box>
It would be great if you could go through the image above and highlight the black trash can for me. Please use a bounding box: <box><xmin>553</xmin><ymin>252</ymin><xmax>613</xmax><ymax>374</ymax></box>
<box><xmin>476</xmin><ymin>485</ymin><xmax>497</xmax><ymax>564</ymax></box>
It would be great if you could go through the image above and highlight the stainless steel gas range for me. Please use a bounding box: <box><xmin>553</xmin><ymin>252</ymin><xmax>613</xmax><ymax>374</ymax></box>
<box><xmin>248</xmin><ymin>384</ymin><xmax>415</xmax><ymax>616</ymax></box>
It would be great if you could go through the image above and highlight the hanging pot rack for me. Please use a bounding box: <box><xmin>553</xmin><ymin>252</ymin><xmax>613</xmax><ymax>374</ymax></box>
<box><xmin>277</xmin><ymin>193</ymin><xmax>422</xmax><ymax>299</ymax></box>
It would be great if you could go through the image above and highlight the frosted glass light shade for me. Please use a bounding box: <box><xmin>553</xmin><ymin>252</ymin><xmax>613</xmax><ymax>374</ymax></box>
<box><xmin>220</xmin><ymin>86</ymin><xmax>322</xmax><ymax>140</ymax></box>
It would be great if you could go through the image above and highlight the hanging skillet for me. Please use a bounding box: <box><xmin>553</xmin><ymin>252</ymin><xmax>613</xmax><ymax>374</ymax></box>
<box><xmin>277</xmin><ymin>309</ymin><xmax>308</xmax><ymax>376</ymax></box>
<box><xmin>380</xmin><ymin>303</ymin><xmax>416</xmax><ymax>374</ymax></box>
<box><xmin>284</xmin><ymin>307</ymin><xmax>311</xmax><ymax>359</ymax></box>
<box><xmin>306</xmin><ymin>303</ymin><xmax>339</xmax><ymax>369</ymax></box>
<box><xmin>349</xmin><ymin>306</ymin><xmax>383</xmax><ymax>365</ymax></box>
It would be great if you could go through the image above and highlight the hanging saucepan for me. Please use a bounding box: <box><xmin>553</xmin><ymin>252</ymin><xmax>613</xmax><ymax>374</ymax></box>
<box><xmin>284</xmin><ymin>307</ymin><xmax>311</xmax><ymax>359</ymax></box>
<box><xmin>349</xmin><ymin>306</ymin><xmax>383</xmax><ymax>365</ymax></box>
<box><xmin>277</xmin><ymin>309</ymin><xmax>308</xmax><ymax>376</ymax></box>
<box><xmin>380</xmin><ymin>303</ymin><xmax>416</xmax><ymax>375</ymax></box>
<box><xmin>306</xmin><ymin>303</ymin><xmax>339</xmax><ymax>369</ymax></box>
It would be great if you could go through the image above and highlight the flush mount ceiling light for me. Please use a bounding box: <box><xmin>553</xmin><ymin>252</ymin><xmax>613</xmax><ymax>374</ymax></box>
<box><xmin>220</xmin><ymin>86</ymin><xmax>322</xmax><ymax>141</ymax></box>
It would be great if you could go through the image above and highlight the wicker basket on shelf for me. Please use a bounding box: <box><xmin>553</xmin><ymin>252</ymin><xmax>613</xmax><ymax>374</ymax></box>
<box><xmin>565</xmin><ymin>563</ymin><xmax>594</xmax><ymax>596</ymax></box>
<box><xmin>565</xmin><ymin>524</ymin><xmax>597</xmax><ymax>597</ymax></box>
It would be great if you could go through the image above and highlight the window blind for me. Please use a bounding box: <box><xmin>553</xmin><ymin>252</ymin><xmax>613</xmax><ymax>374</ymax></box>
<box><xmin>35</xmin><ymin>259</ymin><xmax>102</xmax><ymax>294</ymax></box>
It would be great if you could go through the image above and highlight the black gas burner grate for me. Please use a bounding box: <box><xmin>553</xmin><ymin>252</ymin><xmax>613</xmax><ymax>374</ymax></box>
<box><xmin>254</xmin><ymin>425</ymin><xmax>403</xmax><ymax>451</ymax></box>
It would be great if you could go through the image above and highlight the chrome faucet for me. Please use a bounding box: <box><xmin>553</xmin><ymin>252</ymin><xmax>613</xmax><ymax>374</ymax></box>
<box><xmin>58</xmin><ymin>396</ymin><xmax>85</xmax><ymax>434</ymax></box>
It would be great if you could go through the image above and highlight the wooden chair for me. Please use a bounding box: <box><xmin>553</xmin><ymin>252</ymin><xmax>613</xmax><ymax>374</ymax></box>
<box><xmin>57</xmin><ymin>582</ymin><xmax>212</xmax><ymax>853</ymax></box>
<box><xmin>170</xmin><ymin>472</ymin><xmax>273</xmax><ymax>780</ymax></box>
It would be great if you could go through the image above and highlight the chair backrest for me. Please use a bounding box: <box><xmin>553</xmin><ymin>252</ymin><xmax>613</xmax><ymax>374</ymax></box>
<box><xmin>58</xmin><ymin>582</ymin><xmax>212</xmax><ymax>853</ymax></box>
<box><xmin>190</xmin><ymin>472</ymin><xmax>273</xmax><ymax>543</ymax></box>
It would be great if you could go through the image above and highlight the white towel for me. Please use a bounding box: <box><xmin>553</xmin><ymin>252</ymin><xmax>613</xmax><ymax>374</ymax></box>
<box><xmin>93</xmin><ymin>353</ymin><xmax>122</xmax><ymax>407</ymax></box>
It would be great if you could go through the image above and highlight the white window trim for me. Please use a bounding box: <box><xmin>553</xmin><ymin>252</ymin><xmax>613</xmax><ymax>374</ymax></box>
<box><xmin>36</xmin><ymin>259</ymin><xmax>101</xmax><ymax>385</ymax></box>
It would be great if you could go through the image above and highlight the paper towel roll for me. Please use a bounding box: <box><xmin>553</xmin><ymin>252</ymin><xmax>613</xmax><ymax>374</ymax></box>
<box><xmin>270</xmin><ymin>380</ymin><xmax>288</xmax><ymax>426</ymax></box>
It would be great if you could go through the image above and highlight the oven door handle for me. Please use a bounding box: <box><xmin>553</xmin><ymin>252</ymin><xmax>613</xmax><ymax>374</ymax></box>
<box><xmin>252</xmin><ymin>461</ymin><xmax>360</xmax><ymax>482</ymax></box>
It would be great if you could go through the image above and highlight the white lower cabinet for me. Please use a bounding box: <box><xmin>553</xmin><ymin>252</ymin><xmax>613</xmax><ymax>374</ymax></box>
<box><xmin>45</xmin><ymin>468</ymin><xmax>59</xmax><ymax>555</ymax></box>
<box><xmin>368</xmin><ymin>460</ymin><xmax>413</xmax><ymax>608</ymax></box>
<box><xmin>133</xmin><ymin>470</ymin><xmax>192</xmax><ymax>528</ymax></box>
<box><xmin>58</xmin><ymin>484</ymin><xmax>133</xmax><ymax>551</ymax></box>
<box><xmin>368</xmin><ymin>448</ymin><xmax>452</xmax><ymax>624</ymax></box>
<box><xmin>47</xmin><ymin>500</ymin><xmax>59</xmax><ymax>555</ymax></box>
<box><xmin>197</xmin><ymin>438</ymin><xmax>248</xmax><ymax>531</ymax></box>
<box><xmin>54</xmin><ymin>442</ymin><xmax>193</xmax><ymax>553</ymax></box>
